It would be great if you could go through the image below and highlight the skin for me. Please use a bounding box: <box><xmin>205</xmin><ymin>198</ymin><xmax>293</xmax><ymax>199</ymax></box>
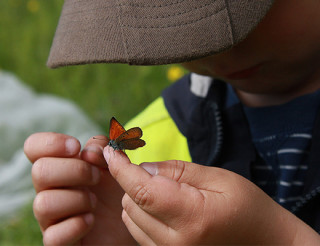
<box><xmin>24</xmin><ymin>0</ymin><xmax>320</xmax><ymax>244</ymax></box>
<box><xmin>25</xmin><ymin>133</ymin><xmax>320</xmax><ymax>245</ymax></box>
<box><xmin>182</xmin><ymin>0</ymin><xmax>320</xmax><ymax>107</ymax></box>
<box><xmin>25</xmin><ymin>133</ymin><xmax>135</xmax><ymax>245</ymax></box>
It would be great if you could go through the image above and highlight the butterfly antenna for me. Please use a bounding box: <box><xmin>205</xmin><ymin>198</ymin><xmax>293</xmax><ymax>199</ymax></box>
<box><xmin>92</xmin><ymin>137</ymin><xmax>109</xmax><ymax>142</ymax></box>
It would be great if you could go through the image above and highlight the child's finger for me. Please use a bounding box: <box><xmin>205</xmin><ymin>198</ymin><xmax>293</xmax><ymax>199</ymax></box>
<box><xmin>42</xmin><ymin>213</ymin><xmax>94</xmax><ymax>246</ymax></box>
<box><xmin>24</xmin><ymin>132</ymin><xmax>81</xmax><ymax>163</ymax></box>
<box><xmin>121</xmin><ymin>193</ymin><xmax>172</xmax><ymax>244</ymax></box>
<box><xmin>33</xmin><ymin>189</ymin><xmax>97</xmax><ymax>231</ymax></box>
<box><xmin>32</xmin><ymin>157</ymin><xmax>100</xmax><ymax>192</ymax></box>
<box><xmin>140</xmin><ymin>160</ymin><xmax>229</xmax><ymax>191</ymax></box>
<box><xmin>81</xmin><ymin>135</ymin><xmax>109</xmax><ymax>168</ymax></box>
<box><xmin>121</xmin><ymin>208</ymin><xmax>157</xmax><ymax>246</ymax></box>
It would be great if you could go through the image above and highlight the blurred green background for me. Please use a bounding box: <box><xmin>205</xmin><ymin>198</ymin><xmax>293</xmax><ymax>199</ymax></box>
<box><xmin>0</xmin><ymin>0</ymin><xmax>185</xmax><ymax>245</ymax></box>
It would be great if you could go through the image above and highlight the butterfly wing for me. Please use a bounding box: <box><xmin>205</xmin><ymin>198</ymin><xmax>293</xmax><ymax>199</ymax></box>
<box><xmin>108</xmin><ymin>117</ymin><xmax>146</xmax><ymax>151</ymax></box>
<box><xmin>118</xmin><ymin>138</ymin><xmax>146</xmax><ymax>150</ymax></box>
<box><xmin>109</xmin><ymin>117</ymin><xmax>126</xmax><ymax>140</ymax></box>
<box><xmin>116</xmin><ymin>127</ymin><xmax>143</xmax><ymax>142</ymax></box>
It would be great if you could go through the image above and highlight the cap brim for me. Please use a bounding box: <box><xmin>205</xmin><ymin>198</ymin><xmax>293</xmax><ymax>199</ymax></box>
<box><xmin>47</xmin><ymin>0</ymin><xmax>274</xmax><ymax>68</ymax></box>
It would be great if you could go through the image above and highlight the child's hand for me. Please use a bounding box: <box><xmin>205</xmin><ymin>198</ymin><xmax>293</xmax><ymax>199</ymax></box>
<box><xmin>104</xmin><ymin>146</ymin><xmax>320</xmax><ymax>245</ymax></box>
<box><xmin>24</xmin><ymin>132</ymin><xmax>135</xmax><ymax>245</ymax></box>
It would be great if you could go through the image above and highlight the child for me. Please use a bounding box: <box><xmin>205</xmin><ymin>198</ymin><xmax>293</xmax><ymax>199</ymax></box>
<box><xmin>24</xmin><ymin>0</ymin><xmax>320</xmax><ymax>244</ymax></box>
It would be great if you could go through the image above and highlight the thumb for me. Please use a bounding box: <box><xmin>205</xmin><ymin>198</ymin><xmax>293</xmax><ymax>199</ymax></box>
<box><xmin>140</xmin><ymin>160</ymin><xmax>230</xmax><ymax>189</ymax></box>
<box><xmin>104</xmin><ymin>148</ymin><xmax>214</xmax><ymax>229</ymax></box>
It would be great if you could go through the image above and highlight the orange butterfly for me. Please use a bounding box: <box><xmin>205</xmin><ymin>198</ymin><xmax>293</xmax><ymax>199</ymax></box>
<box><xmin>106</xmin><ymin>117</ymin><xmax>146</xmax><ymax>151</ymax></box>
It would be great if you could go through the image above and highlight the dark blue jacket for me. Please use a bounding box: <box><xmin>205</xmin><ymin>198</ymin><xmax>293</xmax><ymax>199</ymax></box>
<box><xmin>163</xmin><ymin>74</ymin><xmax>320</xmax><ymax>233</ymax></box>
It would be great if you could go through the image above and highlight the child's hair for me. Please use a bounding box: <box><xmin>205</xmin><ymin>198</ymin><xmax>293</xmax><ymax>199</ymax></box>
<box><xmin>47</xmin><ymin>0</ymin><xmax>274</xmax><ymax>68</ymax></box>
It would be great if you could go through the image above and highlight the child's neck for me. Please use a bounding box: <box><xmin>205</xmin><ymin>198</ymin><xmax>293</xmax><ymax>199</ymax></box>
<box><xmin>236</xmin><ymin>69</ymin><xmax>320</xmax><ymax>108</ymax></box>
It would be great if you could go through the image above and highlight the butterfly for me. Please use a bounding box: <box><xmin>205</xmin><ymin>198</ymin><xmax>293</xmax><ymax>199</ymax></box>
<box><xmin>104</xmin><ymin>117</ymin><xmax>146</xmax><ymax>151</ymax></box>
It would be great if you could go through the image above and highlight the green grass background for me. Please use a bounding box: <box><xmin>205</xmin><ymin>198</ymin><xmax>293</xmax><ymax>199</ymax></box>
<box><xmin>0</xmin><ymin>1</ymin><xmax>184</xmax><ymax>245</ymax></box>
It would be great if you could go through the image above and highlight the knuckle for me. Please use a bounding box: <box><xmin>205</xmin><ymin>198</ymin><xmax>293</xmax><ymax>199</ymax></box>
<box><xmin>42</xmin><ymin>232</ymin><xmax>50</xmax><ymax>246</ymax></box>
<box><xmin>43</xmin><ymin>228</ymin><xmax>63</xmax><ymax>246</ymax></box>
<box><xmin>121</xmin><ymin>209</ymin><xmax>129</xmax><ymax>224</ymax></box>
<box><xmin>42</xmin><ymin>230</ymin><xmax>55</xmax><ymax>246</ymax></box>
<box><xmin>121</xmin><ymin>193</ymin><xmax>132</xmax><ymax>212</ymax></box>
<box><xmin>171</xmin><ymin>160</ymin><xmax>186</xmax><ymax>182</ymax></box>
<box><xmin>121</xmin><ymin>193</ymin><xmax>128</xmax><ymax>208</ymax></box>
<box><xmin>33</xmin><ymin>191</ymin><xmax>51</xmax><ymax>220</ymax></box>
<box><xmin>32</xmin><ymin>158</ymin><xmax>49</xmax><ymax>188</ymax></box>
<box><xmin>130</xmin><ymin>184</ymin><xmax>154</xmax><ymax>207</ymax></box>
<box><xmin>43</xmin><ymin>216</ymin><xmax>88</xmax><ymax>246</ymax></box>
<box><xmin>23</xmin><ymin>135</ymin><xmax>33</xmax><ymax>159</ymax></box>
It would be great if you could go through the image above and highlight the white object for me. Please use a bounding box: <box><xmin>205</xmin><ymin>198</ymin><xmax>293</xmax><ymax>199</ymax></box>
<box><xmin>0</xmin><ymin>71</ymin><xmax>102</xmax><ymax>221</ymax></box>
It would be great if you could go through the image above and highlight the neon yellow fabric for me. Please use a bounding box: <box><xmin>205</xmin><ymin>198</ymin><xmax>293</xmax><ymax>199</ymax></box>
<box><xmin>125</xmin><ymin>97</ymin><xmax>191</xmax><ymax>164</ymax></box>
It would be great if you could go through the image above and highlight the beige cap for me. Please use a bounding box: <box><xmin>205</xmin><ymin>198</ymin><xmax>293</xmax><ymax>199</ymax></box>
<box><xmin>47</xmin><ymin>0</ymin><xmax>274</xmax><ymax>68</ymax></box>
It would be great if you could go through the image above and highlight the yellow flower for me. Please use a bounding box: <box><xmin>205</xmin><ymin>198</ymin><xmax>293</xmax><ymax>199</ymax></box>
<box><xmin>27</xmin><ymin>0</ymin><xmax>40</xmax><ymax>13</ymax></box>
<box><xmin>167</xmin><ymin>65</ymin><xmax>185</xmax><ymax>82</ymax></box>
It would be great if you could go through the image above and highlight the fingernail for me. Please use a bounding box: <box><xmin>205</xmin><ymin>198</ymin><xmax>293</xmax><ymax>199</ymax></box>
<box><xmin>91</xmin><ymin>166</ymin><xmax>100</xmax><ymax>184</ymax></box>
<box><xmin>83</xmin><ymin>213</ymin><xmax>94</xmax><ymax>226</ymax></box>
<box><xmin>103</xmin><ymin>146</ymin><xmax>111</xmax><ymax>164</ymax></box>
<box><xmin>89</xmin><ymin>192</ymin><xmax>97</xmax><ymax>208</ymax></box>
<box><xmin>65</xmin><ymin>138</ymin><xmax>79</xmax><ymax>155</ymax></box>
<box><xmin>140</xmin><ymin>163</ymin><xmax>158</xmax><ymax>176</ymax></box>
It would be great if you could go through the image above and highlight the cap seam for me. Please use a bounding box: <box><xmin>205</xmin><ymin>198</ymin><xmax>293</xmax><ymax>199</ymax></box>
<box><xmin>121</xmin><ymin>2</ymin><xmax>222</xmax><ymax>20</ymax></box>
<box><xmin>223</xmin><ymin>0</ymin><xmax>235</xmax><ymax>45</ymax></box>
<box><xmin>116</xmin><ymin>0</ymin><xmax>130</xmax><ymax>63</ymax></box>
<box><xmin>120</xmin><ymin>8</ymin><xmax>226</xmax><ymax>29</ymax></box>
<box><xmin>59</xmin><ymin>3</ymin><xmax>225</xmax><ymax>28</ymax></box>
<box><xmin>118</xmin><ymin>0</ymin><xmax>186</xmax><ymax>8</ymax></box>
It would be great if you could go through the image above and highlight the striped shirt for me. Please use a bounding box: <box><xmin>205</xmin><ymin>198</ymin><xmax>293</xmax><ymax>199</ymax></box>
<box><xmin>249</xmin><ymin>132</ymin><xmax>311</xmax><ymax>210</ymax></box>
<box><xmin>226</xmin><ymin>84</ymin><xmax>320</xmax><ymax>211</ymax></box>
